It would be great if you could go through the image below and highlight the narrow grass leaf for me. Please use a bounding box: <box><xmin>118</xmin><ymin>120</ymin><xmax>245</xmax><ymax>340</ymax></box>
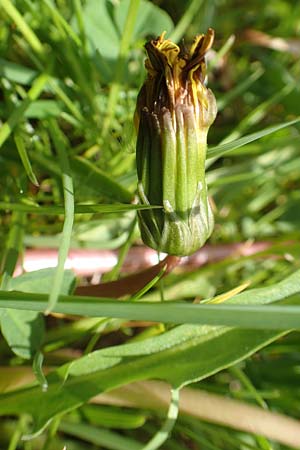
<box><xmin>217</xmin><ymin>66</ymin><xmax>264</xmax><ymax>110</ymax></box>
<box><xmin>207</xmin><ymin>118</ymin><xmax>300</xmax><ymax>158</ymax></box>
<box><xmin>0</xmin><ymin>73</ymin><xmax>50</xmax><ymax>149</ymax></box>
<box><xmin>1</xmin><ymin>0</ymin><xmax>45</xmax><ymax>57</ymax></box>
<box><xmin>0</xmin><ymin>292</ymin><xmax>300</xmax><ymax>330</ymax></box>
<box><xmin>169</xmin><ymin>0</ymin><xmax>204</xmax><ymax>43</ymax></box>
<box><xmin>46</xmin><ymin>120</ymin><xmax>74</xmax><ymax>313</ymax></box>
<box><xmin>59</xmin><ymin>421</ymin><xmax>141</xmax><ymax>450</ymax></box>
<box><xmin>208</xmin><ymin>34</ymin><xmax>235</xmax><ymax>72</ymax></box>
<box><xmin>0</xmin><ymin>202</ymin><xmax>161</xmax><ymax>215</ymax></box>
<box><xmin>48</xmin><ymin>78</ymin><xmax>84</xmax><ymax>122</ymax></box>
<box><xmin>0</xmin><ymin>211</ymin><xmax>25</xmax><ymax>288</ymax></box>
<box><xmin>1</xmin><ymin>267</ymin><xmax>300</xmax><ymax>328</ymax></box>
<box><xmin>70</xmin><ymin>156</ymin><xmax>133</xmax><ymax>203</ymax></box>
<box><xmin>14</xmin><ymin>133</ymin><xmax>39</xmax><ymax>186</ymax></box>
<box><xmin>102</xmin><ymin>0</ymin><xmax>141</xmax><ymax>136</ymax></box>
<box><xmin>222</xmin><ymin>81</ymin><xmax>297</xmax><ymax>144</ymax></box>
<box><xmin>42</xmin><ymin>0</ymin><xmax>82</xmax><ymax>47</ymax></box>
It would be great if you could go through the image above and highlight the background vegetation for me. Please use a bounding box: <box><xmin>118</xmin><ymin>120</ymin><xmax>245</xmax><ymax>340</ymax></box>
<box><xmin>0</xmin><ymin>0</ymin><xmax>300</xmax><ymax>449</ymax></box>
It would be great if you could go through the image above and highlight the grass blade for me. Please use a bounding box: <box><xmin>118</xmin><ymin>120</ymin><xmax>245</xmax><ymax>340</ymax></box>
<box><xmin>0</xmin><ymin>73</ymin><xmax>50</xmax><ymax>149</ymax></box>
<box><xmin>102</xmin><ymin>0</ymin><xmax>141</xmax><ymax>136</ymax></box>
<box><xmin>45</xmin><ymin>120</ymin><xmax>74</xmax><ymax>313</ymax></box>
<box><xmin>217</xmin><ymin>66</ymin><xmax>264</xmax><ymax>110</ymax></box>
<box><xmin>59</xmin><ymin>421</ymin><xmax>141</xmax><ymax>450</ymax></box>
<box><xmin>169</xmin><ymin>0</ymin><xmax>204</xmax><ymax>43</ymax></box>
<box><xmin>0</xmin><ymin>293</ymin><xmax>300</xmax><ymax>330</ymax></box>
<box><xmin>207</xmin><ymin>117</ymin><xmax>300</xmax><ymax>158</ymax></box>
<box><xmin>0</xmin><ymin>202</ymin><xmax>161</xmax><ymax>214</ymax></box>
<box><xmin>0</xmin><ymin>212</ymin><xmax>25</xmax><ymax>289</ymax></box>
<box><xmin>1</xmin><ymin>0</ymin><xmax>44</xmax><ymax>57</ymax></box>
<box><xmin>14</xmin><ymin>133</ymin><xmax>39</xmax><ymax>186</ymax></box>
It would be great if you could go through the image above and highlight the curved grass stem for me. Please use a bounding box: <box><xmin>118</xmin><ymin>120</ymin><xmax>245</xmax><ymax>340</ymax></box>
<box><xmin>141</xmin><ymin>388</ymin><xmax>180</xmax><ymax>450</ymax></box>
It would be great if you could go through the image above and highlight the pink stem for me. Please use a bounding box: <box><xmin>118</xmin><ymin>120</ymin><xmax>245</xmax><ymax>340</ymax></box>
<box><xmin>15</xmin><ymin>242</ymin><xmax>271</xmax><ymax>278</ymax></box>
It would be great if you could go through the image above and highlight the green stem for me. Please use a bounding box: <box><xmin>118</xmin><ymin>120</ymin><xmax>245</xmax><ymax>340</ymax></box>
<box><xmin>103</xmin><ymin>216</ymin><xmax>137</xmax><ymax>282</ymax></box>
<box><xmin>230</xmin><ymin>366</ymin><xmax>268</xmax><ymax>409</ymax></box>
<box><xmin>7</xmin><ymin>415</ymin><xmax>28</xmax><ymax>450</ymax></box>
<box><xmin>130</xmin><ymin>266</ymin><xmax>167</xmax><ymax>302</ymax></box>
<box><xmin>40</xmin><ymin>416</ymin><xmax>61</xmax><ymax>450</ymax></box>
<box><xmin>208</xmin><ymin>34</ymin><xmax>235</xmax><ymax>71</ymax></box>
<box><xmin>141</xmin><ymin>388</ymin><xmax>180</xmax><ymax>450</ymax></box>
<box><xmin>230</xmin><ymin>366</ymin><xmax>273</xmax><ymax>450</ymax></box>
<box><xmin>33</xmin><ymin>351</ymin><xmax>48</xmax><ymax>392</ymax></box>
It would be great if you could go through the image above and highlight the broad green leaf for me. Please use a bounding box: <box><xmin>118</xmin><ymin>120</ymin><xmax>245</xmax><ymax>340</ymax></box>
<box><xmin>0</xmin><ymin>269</ymin><xmax>75</xmax><ymax>359</ymax></box>
<box><xmin>0</xmin><ymin>269</ymin><xmax>299</xmax><ymax>433</ymax></box>
<box><xmin>24</xmin><ymin>100</ymin><xmax>64</xmax><ymax>119</ymax></box>
<box><xmin>0</xmin><ymin>58</ymin><xmax>37</xmax><ymax>85</ymax></box>
<box><xmin>115</xmin><ymin>0</ymin><xmax>174</xmax><ymax>42</ymax></box>
<box><xmin>72</xmin><ymin>0</ymin><xmax>173</xmax><ymax>81</ymax></box>
<box><xmin>76</xmin><ymin>0</ymin><xmax>173</xmax><ymax>61</ymax></box>
<box><xmin>0</xmin><ymin>310</ymin><xmax>44</xmax><ymax>360</ymax></box>
<box><xmin>0</xmin><ymin>324</ymin><xmax>289</xmax><ymax>435</ymax></box>
<box><xmin>9</xmin><ymin>269</ymin><xmax>75</xmax><ymax>295</ymax></box>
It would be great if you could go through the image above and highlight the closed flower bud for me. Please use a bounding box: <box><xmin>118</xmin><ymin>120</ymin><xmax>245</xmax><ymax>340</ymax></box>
<box><xmin>135</xmin><ymin>29</ymin><xmax>217</xmax><ymax>256</ymax></box>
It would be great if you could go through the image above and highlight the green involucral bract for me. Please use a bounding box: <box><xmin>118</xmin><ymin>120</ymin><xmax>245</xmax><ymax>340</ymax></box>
<box><xmin>135</xmin><ymin>29</ymin><xmax>217</xmax><ymax>256</ymax></box>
